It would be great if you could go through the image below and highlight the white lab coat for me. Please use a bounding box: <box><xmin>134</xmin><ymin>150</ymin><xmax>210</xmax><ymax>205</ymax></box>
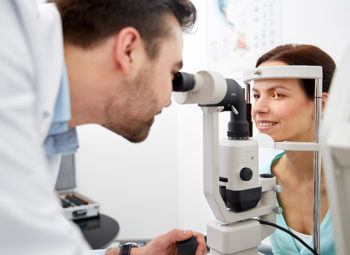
<box><xmin>0</xmin><ymin>1</ymin><xmax>91</xmax><ymax>254</ymax></box>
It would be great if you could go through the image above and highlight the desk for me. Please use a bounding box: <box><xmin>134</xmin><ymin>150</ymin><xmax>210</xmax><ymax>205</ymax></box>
<box><xmin>74</xmin><ymin>214</ymin><xmax>119</xmax><ymax>249</ymax></box>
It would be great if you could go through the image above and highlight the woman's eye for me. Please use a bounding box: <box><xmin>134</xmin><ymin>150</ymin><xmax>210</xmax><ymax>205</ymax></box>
<box><xmin>253</xmin><ymin>94</ymin><xmax>260</xmax><ymax>100</ymax></box>
<box><xmin>273</xmin><ymin>92</ymin><xmax>284</xmax><ymax>99</ymax></box>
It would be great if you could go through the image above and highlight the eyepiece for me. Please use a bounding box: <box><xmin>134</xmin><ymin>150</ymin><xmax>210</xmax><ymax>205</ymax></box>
<box><xmin>172</xmin><ymin>72</ymin><xmax>195</xmax><ymax>92</ymax></box>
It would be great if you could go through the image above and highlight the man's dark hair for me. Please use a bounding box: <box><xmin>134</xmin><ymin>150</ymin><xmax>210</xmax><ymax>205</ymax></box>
<box><xmin>52</xmin><ymin>0</ymin><xmax>196</xmax><ymax>58</ymax></box>
<box><xmin>256</xmin><ymin>44</ymin><xmax>336</xmax><ymax>99</ymax></box>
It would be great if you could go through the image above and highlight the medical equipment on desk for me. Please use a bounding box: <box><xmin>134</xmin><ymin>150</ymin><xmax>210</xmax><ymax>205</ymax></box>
<box><xmin>55</xmin><ymin>155</ymin><xmax>100</xmax><ymax>220</ymax></box>
<box><xmin>172</xmin><ymin>65</ymin><xmax>323</xmax><ymax>255</ymax></box>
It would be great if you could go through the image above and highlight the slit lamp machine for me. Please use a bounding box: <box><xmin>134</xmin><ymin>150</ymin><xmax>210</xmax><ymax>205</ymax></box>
<box><xmin>172</xmin><ymin>64</ymin><xmax>324</xmax><ymax>255</ymax></box>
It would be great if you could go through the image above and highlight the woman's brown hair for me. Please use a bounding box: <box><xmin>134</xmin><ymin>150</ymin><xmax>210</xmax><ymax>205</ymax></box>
<box><xmin>256</xmin><ymin>44</ymin><xmax>336</xmax><ymax>99</ymax></box>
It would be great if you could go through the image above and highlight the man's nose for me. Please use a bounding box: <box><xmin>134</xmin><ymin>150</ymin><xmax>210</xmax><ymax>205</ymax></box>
<box><xmin>165</xmin><ymin>100</ymin><xmax>172</xmax><ymax>108</ymax></box>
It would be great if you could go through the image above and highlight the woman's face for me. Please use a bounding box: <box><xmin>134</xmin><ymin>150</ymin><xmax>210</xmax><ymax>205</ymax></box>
<box><xmin>252</xmin><ymin>61</ymin><xmax>315</xmax><ymax>142</ymax></box>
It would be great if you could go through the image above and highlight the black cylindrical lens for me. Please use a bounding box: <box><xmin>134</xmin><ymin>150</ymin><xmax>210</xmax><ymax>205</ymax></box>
<box><xmin>172</xmin><ymin>72</ymin><xmax>196</xmax><ymax>92</ymax></box>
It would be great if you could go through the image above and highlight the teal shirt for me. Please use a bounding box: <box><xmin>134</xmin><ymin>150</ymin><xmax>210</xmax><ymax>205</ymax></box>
<box><xmin>261</xmin><ymin>153</ymin><xmax>336</xmax><ymax>255</ymax></box>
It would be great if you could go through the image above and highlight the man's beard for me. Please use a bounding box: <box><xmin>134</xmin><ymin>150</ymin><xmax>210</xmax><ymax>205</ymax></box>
<box><xmin>103</xmin><ymin>65</ymin><xmax>158</xmax><ymax>143</ymax></box>
<box><xmin>104</xmin><ymin>117</ymin><xmax>154</xmax><ymax>143</ymax></box>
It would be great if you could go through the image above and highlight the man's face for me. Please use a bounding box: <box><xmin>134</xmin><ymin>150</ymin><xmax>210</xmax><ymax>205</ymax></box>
<box><xmin>104</xmin><ymin>16</ymin><xmax>183</xmax><ymax>142</ymax></box>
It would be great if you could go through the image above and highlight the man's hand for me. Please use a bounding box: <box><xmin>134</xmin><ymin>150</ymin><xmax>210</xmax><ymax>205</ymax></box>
<box><xmin>106</xmin><ymin>229</ymin><xmax>207</xmax><ymax>255</ymax></box>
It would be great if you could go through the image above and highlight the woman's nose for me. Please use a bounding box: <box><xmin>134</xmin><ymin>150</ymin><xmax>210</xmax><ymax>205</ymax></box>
<box><xmin>252</xmin><ymin>97</ymin><xmax>269</xmax><ymax>115</ymax></box>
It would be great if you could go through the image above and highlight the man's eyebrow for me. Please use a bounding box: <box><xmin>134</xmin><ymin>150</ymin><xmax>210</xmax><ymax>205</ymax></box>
<box><xmin>252</xmin><ymin>85</ymin><xmax>292</xmax><ymax>92</ymax></box>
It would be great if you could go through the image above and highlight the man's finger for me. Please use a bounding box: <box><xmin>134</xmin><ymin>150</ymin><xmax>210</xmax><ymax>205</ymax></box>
<box><xmin>162</xmin><ymin>229</ymin><xmax>194</xmax><ymax>243</ymax></box>
<box><xmin>193</xmin><ymin>232</ymin><xmax>207</xmax><ymax>255</ymax></box>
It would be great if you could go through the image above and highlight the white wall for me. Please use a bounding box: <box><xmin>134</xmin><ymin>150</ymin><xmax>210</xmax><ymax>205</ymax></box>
<box><xmin>76</xmin><ymin>0</ymin><xmax>350</xmax><ymax>240</ymax></box>
<box><xmin>76</xmin><ymin>106</ymin><xmax>179</xmax><ymax>239</ymax></box>
<box><xmin>280</xmin><ymin>0</ymin><xmax>350</xmax><ymax>62</ymax></box>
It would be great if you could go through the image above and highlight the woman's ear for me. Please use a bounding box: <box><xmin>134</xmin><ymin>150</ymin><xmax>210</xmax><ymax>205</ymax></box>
<box><xmin>322</xmin><ymin>92</ymin><xmax>329</xmax><ymax>112</ymax></box>
<box><xmin>311</xmin><ymin>92</ymin><xmax>328</xmax><ymax>120</ymax></box>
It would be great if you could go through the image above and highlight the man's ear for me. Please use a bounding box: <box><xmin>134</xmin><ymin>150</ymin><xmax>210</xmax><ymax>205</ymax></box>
<box><xmin>322</xmin><ymin>92</ymin><xmax>329</xmax><ymax>112</ymax></box>
<box><xmin>113</xmin><ymin>27</ymin><xmax>143</xmax><ymax>75</ymax></box>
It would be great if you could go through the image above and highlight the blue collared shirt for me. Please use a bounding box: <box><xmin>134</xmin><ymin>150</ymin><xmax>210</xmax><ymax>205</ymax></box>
<box><xmin>43</xmin><ymin>68</ymin><xmax>108</xmax><ymax>254</ymax></box>
<box><xmin>43</xmin><ymin>66</ymin><xmax>79</xmax><ymax>156</ymax></box>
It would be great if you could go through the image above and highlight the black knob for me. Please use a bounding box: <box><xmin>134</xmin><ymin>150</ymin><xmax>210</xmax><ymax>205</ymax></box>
<box><xmin>240</xmin><ymin>167</ymin><xmax>253</xmax><ymax>181</ymax></box>
<box><xmin>176</xmin><ymin>236</ymin><xmax>198</xmax><ymax>255</ymax></box>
